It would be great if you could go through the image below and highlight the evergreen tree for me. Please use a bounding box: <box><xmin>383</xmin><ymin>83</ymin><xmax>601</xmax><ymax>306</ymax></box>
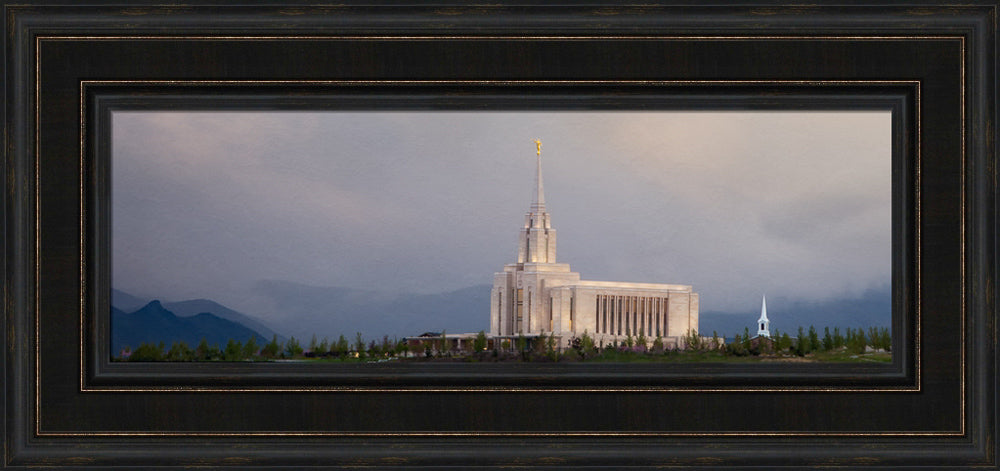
<box><xmin>808</xmin><ymin>326</ymin><xmax>820</xmax><ymax>352</ymax></box>
<box><xmin>128</xmin><ymin>342</ymin><xmax>165</xmax><ymax>361</ymax></box>
<box><xmin>652</xmin><ymin>335</ymin><xmax>665</xmax><ymax>353</ymax></box>
<box><xmin>779</xmin><ymin>331</ymin><xmax>792</xmax><ymax>353</ymax></box>
<box><xmin>728</xmin><ymin>333</ymin><xmax>747</xmax><ymax>356</ymax></box>
<box><xmin>166</xmin><ymin>341</ymin><xmax>194</xmax><ymax>361</ymax></box>
<box><xmin>130</xmin><ymin>341</ymin><xmax>166</xmax><ymax>361</ymax></box>
<box><xmin>355</xmin><ymin>332</ymin><xmax>367</xmax><ymax>358</ymax></box>
<box><xmin>822</xmin><ymin>327</ymin><xmax>833</xmax><ymax>351</ymax></box>
<box><xmin>368</xmin><ymin>340</ymin><xmax>382</xmax><ymax>358</ymax></box>
<box><xmin>579</xmin><ymin>330</ymin><xmax>596</xmax><ymax>357</ymax></box>
<box><xmin>285</xmin><ymin>336</ymin><xmax>303</xmax><ymax>358</ymax></box>
<box><xmin>195</xmin><ymin>338</ymin><xmax>209</xmax><ymax>359</ymax></box>
<box><xmin>260</xmin><ymin>335</ymin><xmax>281</xmax><ymax>359</ymax></box>
<box><xmin>473</xmin><ymin>331</ymin><xmax>488</xmax><ymax>352</ymax></box>
<box><xmin>545</xmin><ymin>331</ymin><xmax>557</xmax><ymax>359</ymax></box>
<box><xmin>224</xmin><ymin>339</ymin><xmax>243</xmax><ymax>361</ymax></box>
<box><xmin>636</xmin><ymin>327</ymin><xmax>648</xmax><ymax>352</ymax></box>
<box><xmin>308</xmin><ymin>334</ymin><xmax>319</xmax><ymax>353</ymax></box>
<box><xmin>242</xmin><ymin>336</ymin><xmax>259</xmax><ymax>359</ymax></box>
<box><xmin>334</xmin><ymin>334</ymin><xmax>349</xmax><ymax>357</ymax></box>
<box><xmin>380</xmin><ymin>336</ymin><xmax>394</xmax><ymax>356</ymax></box>
<box><xmin>848</xmin><ymin>327</ymin><xmax>867</xmax><ymax>354</ymax></box>
<box><xmin>795</xmin><ymin>326</ymin><xmax>808</xmax><ymax>356</ymax></box>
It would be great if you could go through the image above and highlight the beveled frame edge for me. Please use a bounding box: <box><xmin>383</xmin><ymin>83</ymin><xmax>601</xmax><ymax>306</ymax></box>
<box><xmin>79</xmin><ymin>80</ymin><xmax>918</xmax><ymax>394</ymax></box>
<box><xmin>4</xmin><ymin>2</ymin><xmax>996</xmax><ymax>469</ymax></box>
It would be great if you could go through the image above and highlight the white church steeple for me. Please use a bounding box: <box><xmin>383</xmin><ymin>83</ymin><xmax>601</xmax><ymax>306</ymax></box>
<box><xmin>757</xmin><ymin>295</ymin><xmax>771</xmax><ymax>338</ymax></box>
<box><xmin>517</xmin><ymin>140</ymin><xmax>557</xmax><ymax>263</ymax></box>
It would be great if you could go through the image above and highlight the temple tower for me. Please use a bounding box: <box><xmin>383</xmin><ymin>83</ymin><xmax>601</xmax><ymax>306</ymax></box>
<box><xmin>517</xmin><ymin>139</ymin><xmax>557</xmax><ymax>263</ymax></box>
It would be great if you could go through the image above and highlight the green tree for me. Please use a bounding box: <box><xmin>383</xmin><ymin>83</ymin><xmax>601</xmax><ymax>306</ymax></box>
<box><xmin>516</xmin><ymin>333</ymin><xmax>528</xmax><ymax>360</ymax></box>
<box><xmin>285</xmin><ymin>336</ymin><xmax>303</xmax><ymax>358</ymax></box>
<box><xmin>847</xmin><ymin>327</ymin><xmax>867</xmax><ymax>354</ymax></box>
<box><xmin>685</xmin><ymin>329</ymin><xmax>702</xmax><ymax>351</ymax></box>
<box><xmin>833</xmin><ymin>327</ymin><xmax>845</xmax><ymax>349</ymax></box>
<box><xmin>355</xmin><ymin>332</ymin><xmax>367</xmax><ymax>358</ymax></box>
<box><xmin>636</xmin><ymin>327</ymin><xmax>648</xmax><ymax>352</ymax></box>
<box><xmin>545</xmin><ymin>331</ymin><xmax>557</xmax><ymax>360</ymax></box>
<box><xmin>308</xmin><ymin>334</ymin><xmax>319</xmax><ymax>354</ymax></box>
<box><xmin>808</xmin><ymin>326</ymin><xmax>820</xmax><ymax>352</ymax></box>
<box><xmin>727</xmin><ymin>333</ymin><xmax>747</xmax><ymax>356</ymax></box>
<box><xmin>242</xmin><ymin>336</ymin><xmax>259</xmax><ymax>359</ymax></box>
<box><xmin>651</xmin><ymin>335</ymin><xmax>664</xmax><ymax>353</ymax></box>
<box><xmin>195</xmin><ymin>338</ymin><xmax>221</xmax><ymax>361</ymax></box>
<box><xmin>394</xmin><ymin>338</ymin><xmax>409</xmax><ymax>356</ymax></box>
<box><xmin>224</xmin><ymin>339</ymin><xmax>243</xmax><ymax>361</ymax></box>
<box><xmin>130</xmin><ymin>341</ymin><xmax>165</xmax><ymax>361</ymax></box>
<box><xmin>260</xmin><ymin>335</ymin><xmax>281</xmax><ymax>359</ymax></box>
<box><xmin>579</xmin><ymin>330</ymin><xmax>596</xmax><ymax>357</ymax></box>
<box><xmin>318</xmin><ymin>337</ymin><xmax>330</xmax><ymax>355</ymax></box>
<box><xmin>368</xmin><ymin>340</ymin><xmax>382</xmax><ymax>358</ymax></box>
<box><xmin>165</xmin><ymin>341</ymin><xmax>194</xmax><ymax>361</ymax></box>
<box><xmin>880</xmin><ymin>327</ymin><xmax>892</xmax><ymax>352</ymax></box>
<box><xmin>380</xmin><ymin>336</ymin><xmax>394</xmax><ymax>357</ymax></box>
<box><xmin>334</xmin><ymin>335</ymin><xmax>349</xmax><ymax>357</ymax></box>
<box><xmin>821</xmin><ymin>327</ymin><xmax>833</xmax><ymax>351</ymax></box>
<box><xmin>779</xmin><ymin>331</ymin><xmax>793</xmax><ymax>353</ymax></box>
<box><xmin>473</xmin><ymin>331</ymin><xmax>488</xmax><ymax>352</ymax></box>
<box><xmin>532</xmin><ymin>330</ymin><xmax>547</xmax><ymax>357</ymax></box>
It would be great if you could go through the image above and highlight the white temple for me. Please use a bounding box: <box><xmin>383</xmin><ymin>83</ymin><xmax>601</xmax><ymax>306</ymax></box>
<box><xmin>489</xmin><ymin>141</ymin><xmax>699</xmax><ymax>348</ymax></box>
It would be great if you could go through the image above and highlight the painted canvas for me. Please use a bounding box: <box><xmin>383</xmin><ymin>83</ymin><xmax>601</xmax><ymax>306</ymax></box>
<box><xmin>111</xmin><ymin>110</ymin><xmax>891</xmax><ymax>361</ymax></box>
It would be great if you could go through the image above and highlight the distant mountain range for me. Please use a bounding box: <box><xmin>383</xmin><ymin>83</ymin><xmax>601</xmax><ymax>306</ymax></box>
<box><xmin>113</xmin><ymin>289</ymin><xmax>284</xmax><ymax>342</ymax></box>
<box><xmin>111</xmin><ymin>300</ymin><xmax>269</xmax><ymax>353</ymax></box>
<box><xmin>111</xmin><ymin>283</ymin><xmax>891</xmax><ymax>348</ymax></box>
<box><xmin>249</xmin><ymin>280</ymin><xmax>491</xmax><ymax>341</ymax></box>
<box><xmin>698</xmin><ymin>286</ymin><xmax>891</xmax><ymax>338</ymax></box>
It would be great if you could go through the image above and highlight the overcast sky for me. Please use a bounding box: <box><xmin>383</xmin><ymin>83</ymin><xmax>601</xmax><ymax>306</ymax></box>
<box><xmin>112</xmin><ymin>110</ymin><xmax>890</xmax><ymax>319</ymax></box>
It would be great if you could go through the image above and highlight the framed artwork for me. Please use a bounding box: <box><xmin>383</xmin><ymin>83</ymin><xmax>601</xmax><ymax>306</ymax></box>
<box><xmin>3</xmin><ymin>1</ymin><xmax>995</xmax><ymax>469</ymax></box>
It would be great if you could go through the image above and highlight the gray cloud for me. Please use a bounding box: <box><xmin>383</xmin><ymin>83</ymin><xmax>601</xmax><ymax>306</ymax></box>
<box><xmin>112</xmin><ymin>110</ymin><xmax>891</xmax><ymax>321</ymax></box>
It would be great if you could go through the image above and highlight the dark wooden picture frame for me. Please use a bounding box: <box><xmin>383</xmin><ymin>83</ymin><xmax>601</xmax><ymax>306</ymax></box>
<box><xmin>3</xmin><ymin>2</ymin><xmax>996</xmax><ymax>469</ymax></box>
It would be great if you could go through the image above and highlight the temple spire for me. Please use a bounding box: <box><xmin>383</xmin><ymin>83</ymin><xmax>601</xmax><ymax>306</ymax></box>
<box><xmin>531</xmin><ymin>139</ymin><xmax>545</xmax><ymax>212</ymax></box>
<box><xmin>517</xmin><ymin>139</ymin><xmax>556</xmax><ymax>264</ymax></box>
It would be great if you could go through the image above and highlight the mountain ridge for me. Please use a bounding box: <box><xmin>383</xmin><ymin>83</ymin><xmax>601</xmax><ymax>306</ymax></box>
<box><xmin>112</xmin><ymin>300</ymin><xmax>269</xmax><ymax>354</ymax></box>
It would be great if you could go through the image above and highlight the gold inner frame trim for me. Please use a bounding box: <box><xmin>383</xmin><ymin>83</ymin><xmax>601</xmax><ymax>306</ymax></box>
<box><xmin>73</xmin><ymin>79</ymin><xmax>924</xmax><ymax>396</ymax></box>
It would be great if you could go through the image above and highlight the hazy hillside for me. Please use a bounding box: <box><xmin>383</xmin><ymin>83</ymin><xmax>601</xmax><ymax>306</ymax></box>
<box><xmin>112</xmin><ymin>300</ymin><xmax>269</xmax><ymax>353</ymax></box>
<box><xmin>163</xmin><ymin>299</ymin><xmax>285</xmax><ymax>342</ymax></box>
<box><xmin>110</xmin><ymin>283</ymin><xmax>891</xmax><ymax>347</ymax></box>
<box><xmin>111</xmin><ymin>289</ymin><xmax>149</xmax><ymax>313</ymax></box>
<box><xmin>112</xmin><ymin>289</ymin><xmax>286</xmax><ymax>341</ymax></box>
<box><xmin>698</xmin><ymin>286</ymin><xmax>891</xmax><ymax>338</ymax></box>
<box><xmin>252</xmin><ymin>280</ymin><xmax>491</xmax><ymax>341</ymax></box>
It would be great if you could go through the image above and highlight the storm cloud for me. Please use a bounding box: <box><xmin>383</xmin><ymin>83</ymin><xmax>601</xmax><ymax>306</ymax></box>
<box><xmin>112</xmin><ymin>111</ymin><xmax>890</xmax><ymax>324</ymax></box>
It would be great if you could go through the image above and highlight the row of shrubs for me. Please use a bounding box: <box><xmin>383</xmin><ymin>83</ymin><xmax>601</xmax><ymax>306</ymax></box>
<box><xmin>122</xmin><ymin>333</ymin><xmax>409</xmax><ymax>362</ymax></box>
<box><xmin>720</xmin><ymin>325</ymin><xmax>891</xmax><ymax>357</ymax></box>
<box><xmin>120</xmin><ymin>325</ymin><xmax>891</xmax><ymax>362</ymax></box>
